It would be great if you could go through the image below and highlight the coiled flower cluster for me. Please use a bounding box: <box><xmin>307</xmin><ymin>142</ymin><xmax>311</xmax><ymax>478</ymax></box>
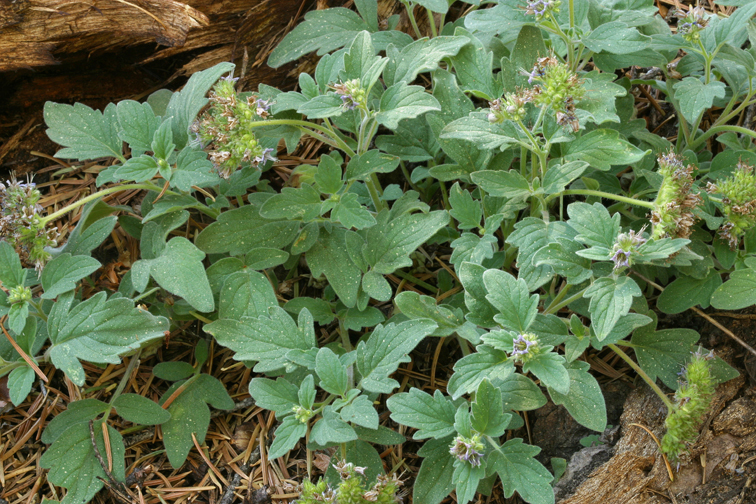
<box><xmin>331</xmin><ymin>79</ymin><xmax>367</xmax><ymax>111</ymax></box>
<box><xmin>524</xmin><ymin>0</ymin><xmax>561</xmax><ymax>20</ymax></box>
<box><xmin>650</xmin><ymin>151</ymin><xmax>701</xmax><ymax>239</ymax></box>
<box><xmin>509</xmin><ymin>333</ymin><xmax>542</xmax><ymax>363</ymax></box>
<box><xmin>488</xmin><ymin>57</ymin><xmax>583</xmax><ymax>132</ymax></box>
<box><xmin>705</xmin><ymin>160</ymin><xmax>756</xmax><ymax>249</ymax></box>
<box><xmin>295</xmin><ymin>462</ymin><xmax>404</xmax><ymax>504</ymax></box>
<box><xmin>661</xmin><ymin>348</ymin><xmax>715</xmax><ymax>463</ymax></box>
<box><xmin>0</xmin><ymin>176</ymin><xmax>57</xmax><ymax>271</ymax></box>
<box><xmin>677</xmin><ymin>6</ymin><xmax>708</xmax><ymax>42</ymax></box>
<box><xmin>191</xmin><ymin>76</ymin><xmax>276</xmax><ymax>179</ymax></box>
<box><xmin>449</xmin><ymin>433</ymin><xmax>485</xmax><ymax>467</ymax></box>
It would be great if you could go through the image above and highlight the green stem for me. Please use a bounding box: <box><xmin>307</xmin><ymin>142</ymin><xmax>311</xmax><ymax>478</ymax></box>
<box><xmin>402</xmin><ymin>1</ymin><xmax>423</xmax><ymax>38</ymax></box>
<box><xmin>544</xmin><ymin>284</ymin><xmax>571</xmax><ymax>314</ymax></box>
<box><xmin>426</xmin><ymin>8</ymin><xmax>438</xmax><ymax>37</ymax></box>
<box><xmin>546</xmin><ymin>189</ymin><xmax>655</xmax><ymax>209</ymax></box>
<box><xmin>133</xmin><ymin>287</ymin><xmax>160</xmax><ymax>303</ymax></box>
<box><xmin>439</xmin><ymin>180</ymin><xmax>449</xmax><ymax>209</ymax></box>
<box><xmin>688</xmin><ymin>124</ymin><xmax>756</xmax><ymax>152</ymax></box>
<box><xmin>190</xmin><ymin>311</ymin><xmax>214</xmax><ymax>324</ymax></box>
<box><xmin>544</xmin><ymin>287</ymin><xmax>587</xmax><ymax>315</ymax></box>
<box><xmin>399</xmin><ymin>161</ymin><xmax>420</xmax><ymax>192</ymax></box>
<box><xmin>366</xmin><ymin>174</ymin><xmax>387</xmax><ymax>212</ymax></box>
<box><xmin>393</xmin><ymin>268</ymin><xmax>438</xmax><ymax>293</ymax></box>
<box><xmin>608</xmin><ymin>343</ymin><xmax>674</xmax><ymax>411</ymax></box>
<box><xmin>41</xmin><ymin>182</ymin><xmax>160</xmax><ymax>224</ymax></box>
<box><xmin>104</xmin><ymin>350</ymin><xmax>142</xmax><ymax>417</ymax></box>
<box><xmin>248</xmin><ymin>119</ymin><xmax>356</xmax><ymax>157</ymax></box>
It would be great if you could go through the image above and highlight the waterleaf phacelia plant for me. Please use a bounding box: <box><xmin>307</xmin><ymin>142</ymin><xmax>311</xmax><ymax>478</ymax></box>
<box><xmin>4</xmin><ymin>0</ymin><xmax>756</xmax><ymax>503</ymax></box>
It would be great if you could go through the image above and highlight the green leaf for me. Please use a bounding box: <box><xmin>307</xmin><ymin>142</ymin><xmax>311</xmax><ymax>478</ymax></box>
<box><xmin>298</xmin><ymin>374</ymin><xmax>316</xmax><ymax>410</ymax></box>
<box><xmin>40</xmin><ymin>421</ymin><xmax>125</xmax><ymax>504</ymax></box>
<box><xmin>353</xmin><ymin>424</ymin><xmax>405</xmax><ymax>445</ymax></box>
<box><xmin>268</xmin><ymin>8</ymin><xmax>369</xmax><ymax>68</ymax></box>
<box><xmin>451</xmin><ymin>29</ymin><xmax>502</xmax><ymax>100</ymax></box>
<box><xmin>631</xmin><ymin>322</ymin><xmax>700</xmax><ymax>389</ymax></box>
<box><xmin>394</xmin><ymin>291</ymin><xmax>465</xmax><ymax>337</ymax></box>
<box><xmin>341</xmin><ymin>395</ymin><xmax>379</xmax><ymax>429</ymax></box>
<box><xmin>483</xmin><ymin>269</ymin><xmax>539</xmax><ymax>332</ymax></box>
<box><xmin>308</xmin><ymin>227</ymin><xmax>363</xmax><ymax>307</ymax></box>
<box><xmin>507</xmin><ymin>218</ymin><xmax>575</xmax><ymax>291</ymax></box>
<box><xmin>284</xmin><ymin>298</ymin><xmax>334</xmax><ymax>325</ymax></box>
<box><xmin>414</xmin><ymin>437</ymin><xmax>457</xmax><ymax>504</ymax></box>
<box><xmin>218</xmin><ymin>269</ymin><xmax>278</xmax><ymax>320</ymax></box>
<box><xmin>297</xmin><ymin>94</ymin><xmax>346</xmax><ymax>119</ymax></box>
<box><xmin>583</xmin><ymin>22</ymin><xmax>650</xmax><ymax>54</ymax></box>
<box><xmin>208</xmin><ymin>308</ymin><xmax>316</xmax><ymax>373</ymax></box>
<box><xmin>710</xmin><ymin>268</ymin><xmax>756</xmax><ymax>309</ymax></box>
<box><xmin>114</xmin><ymin>154</ymin><xmax>159</xmax><ymax>182</ymax></box>
<box><xmin>315</xmin><ymin>152</ymin><xmax>344</xmax><ymax>194</ymax></box>
<box><xmin>447</xmin><ymin>346</ymin><xmax>514</xmax><ymax>400</ymax></box>
<box><xmin>356</xmin><ymin>320</ymin><xmax>438</xmax><ymax>393</ymax></box>
<box><xmin>453</xmin><ymin>461</ymin><xmax>486</xmax><ymax>504</ymax></box>
<box><xmin>342</xmin><ymin>306</ymin><xmax>385</xmax><ymax>331</ymax></box>
<box><xmin>41</xmin><ymin>254</ymin><xmax>101</xmax><ymax>299</ymax></box>
<box><xmin>533</xmin><ymin>240</ymin><xmax>592</xmax><ymax>285</ymax></box>
<box><xmin>248</xmin><ymin>377</ymin><xmax>299</xmax><ymax>413</ymax></box>
<box><xmin>547</xmin><ymin>368</ymin><xmax>607</xmax><ymax>432</ymax></box>
<box><xmin>376</xmin><ymin>82</ymin><xmax>441</xmax><ymax>130</ymax></box>
<box><xmin>362</xmin><ymin>270</ymin><xmax>392</xmax><ymax>301</ymax></box>
<box><xmin>8</xmin><ymin>366</ymin><xmax>35</xmax><ymax>406</ymax></box>
<box><xmin>341</xmin><ymin>31</ymin><xmax>385</xmax><ymax>90</ymax></box>
<box><xmin>41</xmin><ymin>399</ymin><xmax>109</xmax><ymax>444</ymax></box>
<box><xmin>362</xmin><ymin>210</ymin><xmax>449</xmax><ymax>274</ymax></box>
<box><xmin>414</xmin><ymin>0</ymin><xmax>448</xmax><ymax>13</ymax></box>
<box><xmin>171</xmin><ymin>146</ymin><xmax>219</xmax><ymax>192</ymax></box>
<box><xmin>563</xmin><ymin>129</ymin><xmax>649</xmax><ymax>171</ymax></box>
<box><xmin>488</xmin><ymin>439</ymin><xmax>554</xmax><ymax>504</ymax></box>
<box><xmin>331</xmin><ymin>193</ymin><xmax>377</xmax><ymax>230</ymax></box>
<box><xmin>578</xmin><ymin>72</ymin><xmax>628</xmax><ymax>126</ymax></box>
<box><xmin>311</xmin><ymin>406</ymin><xmax>358</xmax><ymax>445</ymax></box>
<box><xmin>196</xmin><ymin>205</ymin><xmax>299</xmax><ymax>255</ymax></box>
<box><xmin>116</xmin><ymin>99</ymin><xmax>161</xmax><ymax>152</ymax></box>
<box><xmin>164</xmin><ymin>61</ymin><xmax>235</xmax><ymax>149</ymax></box>
<box><xmin>387</xmin><ymin>388</ymin><xmax>457</xmax><ymax>440</ymax></box>
<box><xmin>497</xmin><ymin>374</ymin><xmax>547</xmax><ymax>411</ymax></box>
<box><xmin>0</xmin><ymin>241</ymin><xmax>24</xmax><ymax>289</ymax></box>
<box><xmin>260</xmin><ymin>184</ymin><xmax>322</xmax><ymax>221</ymax></box>
<box><xmin>672</xmin><ymin>78</ymin><xmax>726</xmax><ymax>124</ymax></box>
<box><xmin>658</xmin><ymin>272</ymin><xmax>722</xmax><ymax>313</ymax></box>
<box><xmin>160</xmin><ymin>374</ymin><xmax>233</xmax><ymax>467</ymax></box>
<box><xmin>151</xmin><ymin>118</ymin><xmax>175</xmax><ymax>161</ymax></box>
<box><xmin>471</xmin><ymin>379</ymin><xmax>510</xmax><ymax>437</ymax></box>
<box><xmin>463</xmin><ymin>3</ymin><xmax>528</xmax><ymax>37</ymax></box>
<box><xmin>441</xmin><ymin>115</ymin><xmax>526</xmax><ymax>150</ymax></box>
<box><xmin>522</xmin><ymin>351</ymin><xmax>570</xmax><ymax>395</ymax></box>
<box><xmin>269</xmin><ymin>415</ymin><xmax>308</xmax><ymax>459</ymax></box>
<box><xmin>152</xmin><ymin>361</ymin><xmax>195</xmax><ymax>381</ymax></box>
<box><xmin>471</xmin><ymin>170</ymin><xmax>531</xmax><ymax>200</ymax></box>
<box><xmin>567</xmin><ymin>202</ymin><xmax>620</xmax><ymax>248</ymax></box>
<box><xmin>113</xmin><ymin>393</ymin><xmax>171</xmax><ymax>425</ymax></box>
<box><xmin>449</xmin><ymin>183</ymin><xmax>482</xmax><ymax>230</ymax></box>
<box><xmin>542</xmin><ymin>161</ymin><xmax>589</xmax><ymax>194</ymax></box>
<box><xmin>47</xmin><ymin>292</ymin><xmax>169</xmax><ymax>386</ymax></box>
<box><xmin>316</xmin><ymin>347</ymin><xmax>349</xmax><ymax>397</ymax></box>
<box><xmin>44</xmin><ymin>101</ymin><xmax>123</xmax><ymax>161</ymax></box>
<box><xmin>244</xmin><ymin>248</ymin><xmax>289</xmax><ymax>270</ymax></box>
<box><xmin>345</xmin><ymin>150</ymin><xmax>400</xmax><ymax>181</ymax></box>
<box><xmin>584</xmin><ymin>276</ymin><xmax>642</xmax><ymax>340</ymax></box>
<box><xmin>49</xmin><ymin>200</ymin><xmax>118</xmax><ymax>257</ymax></box>
<box><xmin>140</xmin><ymin>237</ymin><xmax>214</xmax><ymax>312</ymax></box>
<box><xmin>384</xmin><ymin>36</ymin><xmax>467</xmax><ymax>86</ymax></box>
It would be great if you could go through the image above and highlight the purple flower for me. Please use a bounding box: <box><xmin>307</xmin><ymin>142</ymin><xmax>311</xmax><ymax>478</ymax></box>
<box><xmin>511</xmin><ymin>333</ymin><xmax>537</xmax><ymax>359</ymax></box>
<box><xmin>253</xmin><ymin>148</ymin><xmax>277</xmax><ymax>166</ymax></box>
<box><xmin>449</xmin><ymin>434</ymin><xmax>485</xmax><ymax>467</ymax></box>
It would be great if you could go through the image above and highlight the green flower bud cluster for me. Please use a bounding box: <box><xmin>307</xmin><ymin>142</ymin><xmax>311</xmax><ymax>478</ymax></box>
<box><xmin>0</xmin><ymin>176</ymin><xmax>57</xmax><ymax>271</ymax></box>
<box><xmin>295</xmin><ymin>462</ymin><xmax>405</xmax><ymax>504</ymax></box>
<box><xmin>650</xmin><ymin>151</ymin><xmax>701</xmax><ymax>240</ymax></box>
<box><xmin>331</xmin><ymin>79</ymin><xmax>367</xmax><ymax>111</ymax></box>
<box><xmin>191</xmin><ymin>76</ymin><xmax>276</xmax><ymax>179</ymax></box>
<box><xmin>292</xmin><ymin>405</ymin><xmax>314</xmax><ymax>423</ymax></box>
<box><xmin>661</xmin><ymin>348</ymin><xmax>715</xmax><ymax>463</ymax></box>
<box><xmin>8</xmin><ymin>285</ymin><xmax>32</xmax><ymax>304</ymax></box>
<box><xmin>487</xmin><ymin>93</ymin><xmax>530</xmax><ymax>124</ymax></box>
<box><xmin>705</xmin><ymin>160</ymin><xmax>756</xmax><ymax>249</ymax></box>
<box><xmin>678</xmin><ymin>6</ymin><xmax>708</xmax><ymax>43</ymax></box>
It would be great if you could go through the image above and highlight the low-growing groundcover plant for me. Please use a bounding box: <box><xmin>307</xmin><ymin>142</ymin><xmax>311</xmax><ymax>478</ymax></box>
<box><xmin>4</xmin><ymin>0</ymin><xmax>756</xmax><ymax>502</ymax></box>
